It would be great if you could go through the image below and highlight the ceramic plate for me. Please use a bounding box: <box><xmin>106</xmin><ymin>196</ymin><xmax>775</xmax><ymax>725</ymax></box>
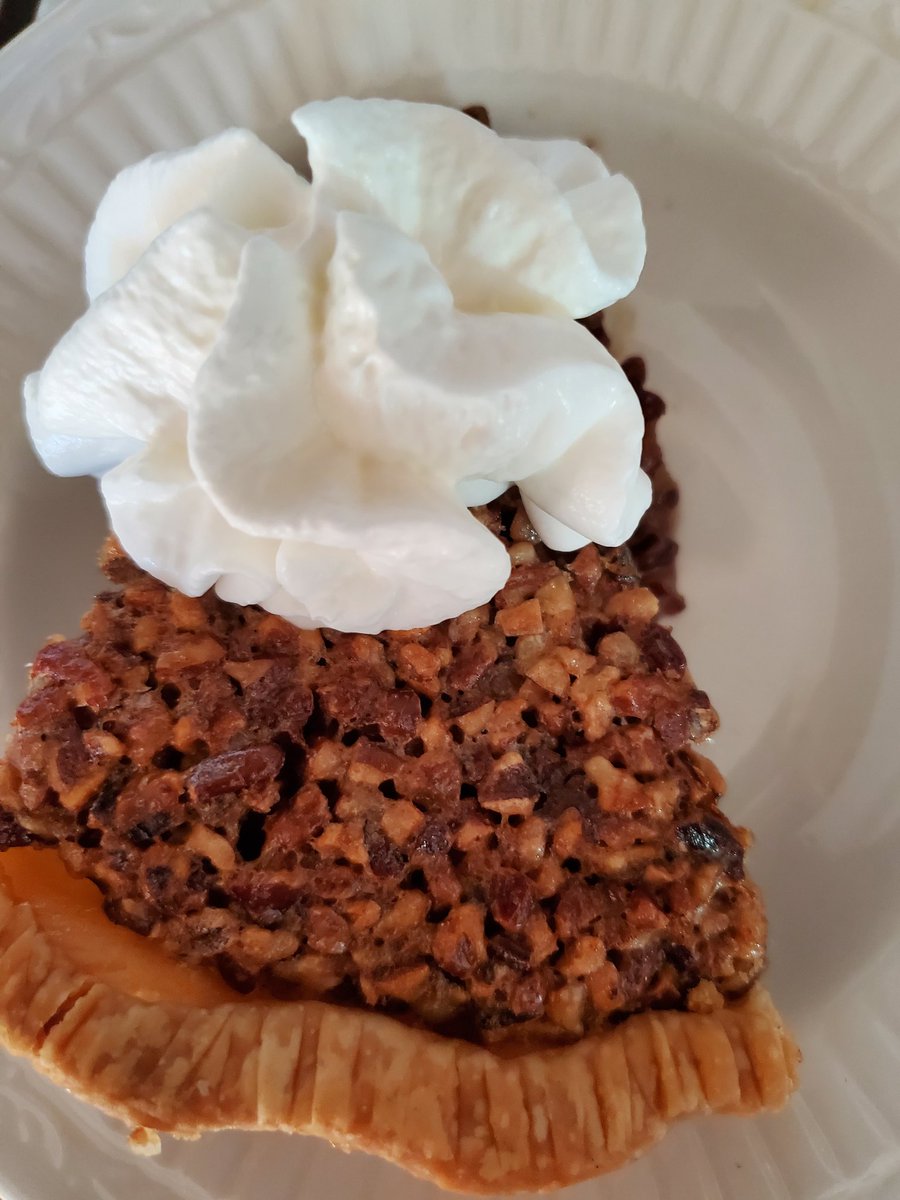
<box><xmin>1</xmin><ymin>1</ymin><xmax>899</xmax><ymax>1197</ymax></box>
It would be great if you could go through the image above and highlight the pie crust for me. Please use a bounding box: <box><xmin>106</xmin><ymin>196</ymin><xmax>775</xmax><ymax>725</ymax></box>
<box><xmin>0</xmin><ymin>846</ymin><xmax>798</xmax><ymax>1192</ymax></box>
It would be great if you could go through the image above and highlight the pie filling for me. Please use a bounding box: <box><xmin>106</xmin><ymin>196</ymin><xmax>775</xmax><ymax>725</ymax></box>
<box><xmin>0</xmin><ymin>337</ymin><xmax>764</xmax><ymax>1046</ymax></box>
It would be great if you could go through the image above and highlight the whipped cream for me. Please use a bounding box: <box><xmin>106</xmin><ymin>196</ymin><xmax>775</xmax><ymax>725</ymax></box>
<box><xmin>26</xmin><ymin>99</ymin><xmax>650</xmax><ymax>633</ymax></box>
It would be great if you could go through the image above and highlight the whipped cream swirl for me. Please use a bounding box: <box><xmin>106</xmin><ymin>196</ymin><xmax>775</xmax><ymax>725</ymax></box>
<box><xmin>26</xmin><ymin>99</ymin><xmax>650</xmax><ymax>633</ymax></box>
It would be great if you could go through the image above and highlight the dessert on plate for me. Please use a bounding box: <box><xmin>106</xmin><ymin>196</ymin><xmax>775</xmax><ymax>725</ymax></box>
<box><xmin>0</xmin><ymin>100</ymin><xmax>797</xmax><ymax>1191</ymax></box>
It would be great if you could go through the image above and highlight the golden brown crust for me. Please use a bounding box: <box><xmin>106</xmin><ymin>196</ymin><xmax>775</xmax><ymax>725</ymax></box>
<box><xmin>0</xmin><ymin>847</ymin><xmax>798</xmax><ymax>1193</ymax></box>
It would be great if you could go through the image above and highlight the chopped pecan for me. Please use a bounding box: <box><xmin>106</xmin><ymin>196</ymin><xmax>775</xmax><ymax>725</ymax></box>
<box><xmin>432</xmin><ymin>903</ymin><xmax>487</xmax><ymax>978</ymax></box>
<box><xmin>187</xmin><ymin>745</ymin><xmax>284</xmax><ymax>803</ymax></box>
<box><xmin>489</xmin><ymin>871</ymin><xmax>534</xmax><ymax>932</ymax></box>
<box><xmin>677</xmin><ymin>815</ymin><xmax>745</xmax><ymax>880</ymax></box>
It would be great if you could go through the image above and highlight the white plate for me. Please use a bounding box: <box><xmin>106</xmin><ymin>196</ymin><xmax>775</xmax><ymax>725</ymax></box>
<box><xmin>1</xmin><ymin>1</ymin><xmax>899</xmax><ymax>1197</ymax></box>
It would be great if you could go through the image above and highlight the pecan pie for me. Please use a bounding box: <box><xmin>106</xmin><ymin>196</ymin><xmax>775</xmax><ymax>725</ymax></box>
<box><xmin>0</xmin><ymin>341</ymin><xmax>797</xmax><ymax>1191</ymax></box>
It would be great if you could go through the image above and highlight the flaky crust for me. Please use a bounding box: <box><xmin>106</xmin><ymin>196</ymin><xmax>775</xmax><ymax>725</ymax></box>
<box><xmin>0</xmin><ymin>849</ymin><xmax>798</xmax><ymax>1193</ymax></box>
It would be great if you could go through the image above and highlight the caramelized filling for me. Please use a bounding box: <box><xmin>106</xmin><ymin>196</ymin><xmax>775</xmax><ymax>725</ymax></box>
<box><xmin>0</xmin><ymin>330</ymin><xmax>764</xmax><ymax>1044</ymax></box>
<box><xmin>0</xmin><ymin>542</ymin><xmax>763</xmax><ymax>1041</ymax></box>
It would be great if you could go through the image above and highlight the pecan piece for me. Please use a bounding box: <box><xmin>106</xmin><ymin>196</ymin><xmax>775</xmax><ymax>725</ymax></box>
<box><xmin>489</xmin><ymin>871</ymin><xmax>534</xmax><ymax>933</ymax></box>
<box><xmin>677</xmin><ymin>815</ymin><xmax>745</xmax><ymax>880</ymax></box>
<box><xmin>433</xmin><ymin>903</ymin><xmax>487</xmax><ymax>978</ymax></box>
<box><xmin>187</xmin><ymin>745</ymin><xmax>284</xmax><ymax>803</ymax></box>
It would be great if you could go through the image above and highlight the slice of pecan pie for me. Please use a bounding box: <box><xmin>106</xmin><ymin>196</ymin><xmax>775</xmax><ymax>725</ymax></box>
<box><xmin>0</xmin><ymin>352</ymin><xmax>797</xmax><ymax>1191</ymax></box>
